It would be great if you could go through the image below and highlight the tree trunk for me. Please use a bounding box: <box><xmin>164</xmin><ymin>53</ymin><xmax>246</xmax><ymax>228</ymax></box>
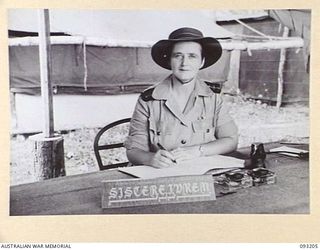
<box><xmin>30</xmin><ymin>133</ymin><xmax>65</xmax><ymax>181</ymax></box>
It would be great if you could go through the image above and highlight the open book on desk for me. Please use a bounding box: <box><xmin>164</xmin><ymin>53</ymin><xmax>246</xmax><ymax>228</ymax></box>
<box><xmin>118</xmin><ymin>155</ymin><xmax>245</xmax><ymax>179</ymax></box>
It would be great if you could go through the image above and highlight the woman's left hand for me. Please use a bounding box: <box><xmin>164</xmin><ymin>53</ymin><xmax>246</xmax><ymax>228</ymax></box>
<box><xmin>171</xmin><ymin>146</ymin><xmax>201</xmax><ymax>163</ymax></box>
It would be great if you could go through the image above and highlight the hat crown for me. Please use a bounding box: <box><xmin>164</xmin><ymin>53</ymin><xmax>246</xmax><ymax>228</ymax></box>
<box><xmin>168</xmin><ymin>27</ymin><xmax>204</xmax><ymax>40</ymax></box>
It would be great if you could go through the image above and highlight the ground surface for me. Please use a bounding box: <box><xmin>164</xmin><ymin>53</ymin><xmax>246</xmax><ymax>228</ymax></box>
<box><xmin>10</xmin><ymin>96</ymin><xmax>309</xmax><ymax>186</ymax></box>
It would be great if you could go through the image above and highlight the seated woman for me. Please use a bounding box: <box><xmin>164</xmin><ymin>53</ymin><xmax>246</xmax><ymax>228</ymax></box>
<box><xmin>124</xmin><ymin>27</ymin><xmax>238</xmax><ymax>168</ymax></box>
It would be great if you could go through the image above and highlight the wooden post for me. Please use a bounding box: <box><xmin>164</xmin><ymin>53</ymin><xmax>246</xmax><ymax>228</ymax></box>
<box><xmin>31</xmin><ymin>9</ymin><xmax>65</xmax><ymax>181</ymax></box>
<box><xmin>10</xmin><ymin>92</ymin><xmax>17</xmax><ymax>130</ymax></box>
<box><xmin>225</xmin><ymin>49</ymin><xmax>241</xmax><ymax>91</ymax></box>
<box><xmin>38</xmin><ymin>9</ymin><xmax>54</xmax><ymax>136</ymax></box>
<box><xmin>276</xmin><ymin>26</ymin><xmax>289</xmax><ymax>108</ymax></box>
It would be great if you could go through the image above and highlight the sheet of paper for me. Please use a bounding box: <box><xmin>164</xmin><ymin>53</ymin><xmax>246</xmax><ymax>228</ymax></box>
<box><xmin>118</xmin><ymin>155</ymin><xmax>244</xmax><ymax>179</ymax></box>
<box><xmin>269</xmin><ymin>146</ymin><xmax>308</xmax><ymax>157</ymax></box>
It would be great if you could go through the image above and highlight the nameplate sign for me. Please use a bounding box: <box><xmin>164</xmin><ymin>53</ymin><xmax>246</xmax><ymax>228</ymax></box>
<box><xmin>102</xmin><ymin>175</ymin><xmax>216</xmax><ymax>208</ymax></box>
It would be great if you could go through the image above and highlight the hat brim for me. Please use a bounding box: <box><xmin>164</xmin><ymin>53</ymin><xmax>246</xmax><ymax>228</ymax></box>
<box><xmin>151</xmin><ymin>37</ymin><xmax>222</xmax><ymax>70</ymax></box>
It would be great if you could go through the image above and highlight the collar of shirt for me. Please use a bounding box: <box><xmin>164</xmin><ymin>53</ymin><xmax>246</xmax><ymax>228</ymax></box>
<box><xmin>150</xmin><ymin>75</ymin><xmax>214</xmax><ymax>126</ymax></box>
<box><xmin>151</xmin><ymin>75</ymin><xmax>214</xmax><ymax>100</ymax></box>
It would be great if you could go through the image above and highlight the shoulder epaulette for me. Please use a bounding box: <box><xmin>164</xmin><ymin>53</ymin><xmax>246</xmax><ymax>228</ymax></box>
<box><xmin>204</xmin><ymin>81</ymin><xmax>222</xmax><ymax>94</ymax></box>
<box><xmin>140</xmin><ymin>87</ymin><xmax>155</xmax><ymax>101</ymax></box>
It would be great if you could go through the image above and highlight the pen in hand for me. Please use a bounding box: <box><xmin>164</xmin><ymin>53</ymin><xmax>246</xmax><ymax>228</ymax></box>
<box><xmin>157</xmin><ymin>143</ymin><xmax>177</xmax><ymax>163</ymax></box>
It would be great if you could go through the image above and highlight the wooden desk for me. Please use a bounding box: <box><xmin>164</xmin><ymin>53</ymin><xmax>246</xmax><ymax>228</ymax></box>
<box><xmin>10</xmin><ymin>143</ymin><xmax>309</xmax><ymax>215</ymax></box>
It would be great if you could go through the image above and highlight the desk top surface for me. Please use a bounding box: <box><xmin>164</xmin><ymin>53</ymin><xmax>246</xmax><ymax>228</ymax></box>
<box><xmin>10</xmin><ymin>143</ymin><xmax>309</xmax><ymax>215</ymax></box>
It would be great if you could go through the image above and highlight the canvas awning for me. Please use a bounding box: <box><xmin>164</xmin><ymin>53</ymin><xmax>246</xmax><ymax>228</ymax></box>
<box><xmin>269</xmin><ymin>10</ymin><xmax>311</xmax><ymax>71</ymax></box>
<box><xmin>8</xmin><ymin>9</ymin><xmax>233</xmax><ymax>46</ymax></box>
<box><xmin>8</xmin><ymin>9</ymin><xmax>304</xmax><ymax>50</ymax></box>
<box><xmin>7</xmin><ymin>9</ymin><xmax>306</xmax><ymax>96</ymax></box>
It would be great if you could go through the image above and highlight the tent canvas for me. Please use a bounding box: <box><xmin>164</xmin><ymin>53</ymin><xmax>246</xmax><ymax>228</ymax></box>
<box><xmin>8</xmin><ymin>9</ymin><xmax>234</xmax><ymax>96</ymax></box>
<box><xmin>8</xmin><ymin>9</ymin><xmax>307</xmax><ymax>133</ymax></box>
<box><xmin>8</xmin><ymin>9</ymin><xmax>305</xmax><ymax>96</ymax></box>
<box><xmin>9</xmin><ymin>45</ymin><xmax>231</xmax><ymax>95</ymax></box>
<box><xmin>8</xmin><ymin>9</ymin><xmax>233</xmax><ymax>44</ymax></box>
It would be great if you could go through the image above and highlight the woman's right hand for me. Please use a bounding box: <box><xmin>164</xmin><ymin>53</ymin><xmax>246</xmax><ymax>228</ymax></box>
<box><xmin>149</xmin><ymin>150</ymin><xmax>177</xmax><ymax>168</ymax></box>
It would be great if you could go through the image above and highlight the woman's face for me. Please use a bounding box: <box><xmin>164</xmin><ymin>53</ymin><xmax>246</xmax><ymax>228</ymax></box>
<box><xmin>170</xmin><ymin>41</ymin><xmax>204</xmax><ymax>84</ymax></box>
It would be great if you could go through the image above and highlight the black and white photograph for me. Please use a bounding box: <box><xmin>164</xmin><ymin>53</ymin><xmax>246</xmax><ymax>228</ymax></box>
<box><xmin>8</xmin><ymin>9</ymin><xmax>310</xmax><ymax>216</ymax></box>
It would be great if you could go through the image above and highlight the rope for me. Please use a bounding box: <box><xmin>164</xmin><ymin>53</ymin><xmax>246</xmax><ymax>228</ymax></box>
<box><xmin>235</xmin><ymin>19</ymin><xmax>272</xmax><ymax>40</ymax></box>
<box><xmin>83</xmin><ymin>38</ymin><xmax>88</xmax><ymax>91</ymax></box>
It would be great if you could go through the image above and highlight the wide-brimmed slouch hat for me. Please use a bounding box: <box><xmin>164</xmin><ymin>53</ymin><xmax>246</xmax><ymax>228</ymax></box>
<box><xmin>151</xmin><ymin>27</ymin><xmax>222</xmax><ymax>70</ymax></box>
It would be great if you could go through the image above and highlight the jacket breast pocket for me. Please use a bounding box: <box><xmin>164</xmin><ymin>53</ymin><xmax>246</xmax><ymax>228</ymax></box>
<box><xmin>192</xmin><ymin>118</ymin><xmax>216</xmax><ymax>143</ymax></box>
<box><xmin>148</xmin><ymin>119</ymin><xmax>175</xmax><ymax>150</ymax></box>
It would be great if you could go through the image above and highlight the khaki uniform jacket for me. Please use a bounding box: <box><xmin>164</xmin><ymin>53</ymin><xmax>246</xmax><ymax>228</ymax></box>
<box><xmin>124</xmin><ymin>75</ymin><xmax>234</xmax><ymax>152</ymax></box>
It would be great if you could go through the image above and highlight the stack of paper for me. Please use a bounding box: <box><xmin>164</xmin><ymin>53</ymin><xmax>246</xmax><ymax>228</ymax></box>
<box><xmin>118</xmin><ymin>155</ymin><xmax>244</xmax><ymax>179</ymax></box>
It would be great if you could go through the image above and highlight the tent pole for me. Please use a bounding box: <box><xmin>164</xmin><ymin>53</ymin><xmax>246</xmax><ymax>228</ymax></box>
<box><xmin>30</xmin><ymin>9</ymin><xmax>65</xmax><ymax>181</ymax></box>
<box><xmin>276</xmin><ymin>26</ymin><xmax>289</xmax><ymax>108</ymax></box>
<box><xmin>38</xmin><ymin>9</ymin><xmax>54</xmax><ymax>137</ymax></box>
<box><xmin>225</xmin><ymin>49</ymin><xmax>241</xmax><ymax>91</ymax></box>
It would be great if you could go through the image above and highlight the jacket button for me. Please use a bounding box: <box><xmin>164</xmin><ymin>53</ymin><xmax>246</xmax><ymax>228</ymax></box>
<box><xmin>181</xmin><ymin>139</ymin><xmax>187</xmax><ymax>144</ymax></box>
<box><xmin>206</xmin><ymin>129</ymin><xmax>210</xmax><ymax>133</ymax></box>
